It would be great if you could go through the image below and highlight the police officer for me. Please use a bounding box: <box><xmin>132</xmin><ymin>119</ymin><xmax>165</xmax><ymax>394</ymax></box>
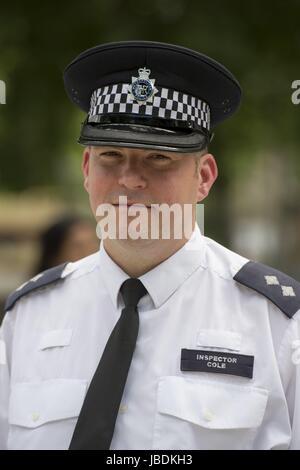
<box><xmin>1</xmin><ymin>41</ymin><xmax>300</xmax><ymax>450</ymax></box>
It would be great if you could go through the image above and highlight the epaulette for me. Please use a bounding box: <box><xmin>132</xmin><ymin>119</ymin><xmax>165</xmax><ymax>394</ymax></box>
<box><xmin>234</xmin><ymin>260</ymin><xmax>300</xmax><ymax>318</ymax></box>
<box><xmin>4</xmin><ymin>262</ymin><xmax>69</xmax><ymax>312</ymax></box>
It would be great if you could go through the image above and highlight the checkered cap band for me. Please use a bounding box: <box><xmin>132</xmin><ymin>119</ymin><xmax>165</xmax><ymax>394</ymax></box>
<box><xmin>88</xmin><ymin>83</ymin><xmax>210</xmax><ymax>131</ymax></box>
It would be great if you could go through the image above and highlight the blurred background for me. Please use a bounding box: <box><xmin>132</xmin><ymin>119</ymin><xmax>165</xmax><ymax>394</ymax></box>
<box><xmin>0</xmin><ymin>0</ymin><xmax>300</xmax><ymax>319</ymax></box>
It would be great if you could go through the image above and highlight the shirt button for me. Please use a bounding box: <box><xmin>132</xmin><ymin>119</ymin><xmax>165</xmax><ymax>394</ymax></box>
<box><xmin>119</xmin><ymin>404</ymin><xmax>128</xmax><ymax>414</ymax></box>
<box><xmin>203</xmin><ymin>409</ymin><xmax>214</xmax><ymax>422</ymax></box>
<box><xmin>32</xmin><ymin>412</ymin><xmax>40</xmax><ymax>422</ymax></box>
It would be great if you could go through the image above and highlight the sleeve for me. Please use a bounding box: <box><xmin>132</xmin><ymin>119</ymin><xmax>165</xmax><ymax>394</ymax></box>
<box><xmin>277</xmin><ymin>310</ymin><xmax>300</xmax><ymax>450</ymax></box>
<box><xmin>0</xmin><ymin>312</ymin><xmax>15</xmax><ymax>450</ymax></box>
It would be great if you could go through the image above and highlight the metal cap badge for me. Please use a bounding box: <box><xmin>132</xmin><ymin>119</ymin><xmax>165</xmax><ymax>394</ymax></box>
<box><xmin>128</xmin><ymin>67</ymin><xmax>158</xmax><ymax>105</ymax></box>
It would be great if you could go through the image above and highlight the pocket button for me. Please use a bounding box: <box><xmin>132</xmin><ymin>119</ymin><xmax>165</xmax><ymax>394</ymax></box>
<box><xmin>203</xmin><ymin>409</ymin><xmax>214</xmax><ymax>422</ymax></box>
<box><xmin>31</xmin><ymin>412</ymin><xmax>40</xmax><ymax>422</ymax></box>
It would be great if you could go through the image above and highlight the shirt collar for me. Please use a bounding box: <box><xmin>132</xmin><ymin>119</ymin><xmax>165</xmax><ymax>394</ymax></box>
<box><xmin>98</xmin><ymin>223</ymin><xmax>205</xmax><ymax>309</ymax></box>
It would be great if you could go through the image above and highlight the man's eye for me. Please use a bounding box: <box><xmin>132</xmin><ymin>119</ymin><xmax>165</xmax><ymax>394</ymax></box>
<box><xmin>100</xmin><ymin>152</ymin><xmax>121</xmax><ymax>157</ymax></box>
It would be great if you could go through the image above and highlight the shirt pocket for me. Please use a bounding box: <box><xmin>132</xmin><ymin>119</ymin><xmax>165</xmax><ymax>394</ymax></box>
<box><xmin>8</xmin><ymin>379</ymin><xmax>87</xmax><ymax>450</ymax></box>
<box><xmin>152</xmin><ymin>376</ymin><xmax>269</xmax><ymax>450</ymax></box>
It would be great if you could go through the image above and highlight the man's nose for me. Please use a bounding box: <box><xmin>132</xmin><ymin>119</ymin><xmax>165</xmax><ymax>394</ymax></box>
<box><xmin>118</xmin><ymin>161</ymin><xmax>147</xmax><ymax>190</ymax></box>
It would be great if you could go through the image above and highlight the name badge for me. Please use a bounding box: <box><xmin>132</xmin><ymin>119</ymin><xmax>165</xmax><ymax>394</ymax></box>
<box><xmin>181</xmin><ymin>349</ymin><xmax>254</xmax><ymax>378</ymax></box>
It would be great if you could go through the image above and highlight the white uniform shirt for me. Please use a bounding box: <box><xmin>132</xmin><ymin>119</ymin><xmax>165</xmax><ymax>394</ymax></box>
<box><xmin>1</xmin><ymin>225</ymin><xmax>300</xmax><ymax>450</ymax></box>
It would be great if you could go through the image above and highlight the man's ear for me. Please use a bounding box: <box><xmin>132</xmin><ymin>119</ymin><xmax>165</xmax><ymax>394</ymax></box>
<box><xmin>82</xmin><ymin>147</ymin><xmax>91</xmax><ymax>192</ymax></box>
<box><xmin>197</xmin><ymin>153</ymin><xmax>218</xmax><ymax>202</ymax></box>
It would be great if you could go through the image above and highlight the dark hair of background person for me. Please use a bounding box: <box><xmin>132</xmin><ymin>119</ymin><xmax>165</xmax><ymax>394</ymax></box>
<box><xmin>32</xmin><ymin>215</ymin><xmax>99</xmax><ymax>276</ymax></box>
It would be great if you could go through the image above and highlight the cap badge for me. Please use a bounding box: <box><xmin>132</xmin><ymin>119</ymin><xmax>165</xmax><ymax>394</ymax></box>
<box><xmin>128</xmin><ymin>67</ymin><xmax>158</xmax><ymax>105</ymax></box>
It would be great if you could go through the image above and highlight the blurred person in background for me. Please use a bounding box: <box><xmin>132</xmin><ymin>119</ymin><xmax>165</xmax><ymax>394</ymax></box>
<box><xmin>33</xmin><ymin>215</ymin><xmax>99</xmax><ymax>275</ymax></box>
<box><xmin>0</xmin><ymin>215</ymin><xmax>99</xmax><ymax>325</ymax></box>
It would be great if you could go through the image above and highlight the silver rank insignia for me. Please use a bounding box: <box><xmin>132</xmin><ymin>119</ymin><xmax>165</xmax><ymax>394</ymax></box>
<box><xmin>128</xmin><ymin>67</ymin><xmax>158</xmax><ymax>105</ymax></box>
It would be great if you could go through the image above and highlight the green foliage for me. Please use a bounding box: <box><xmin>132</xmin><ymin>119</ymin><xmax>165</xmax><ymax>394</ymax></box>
<box><xmin>0</xmin><ymin>0</ymin><xmax>299</xmax><ymax>191</ymax></box>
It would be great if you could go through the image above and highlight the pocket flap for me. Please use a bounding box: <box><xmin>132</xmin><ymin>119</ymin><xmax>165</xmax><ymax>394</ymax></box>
<box><xmin>38</xmin><ymin>329</ymin><xmax>73</xmax><ymax>350</ymax></box>
<box><xmin>157</xmin><ymin>376</ymin><xmax>268</xmax><ymax>430</ymax></box>
<box><xmin>9</xmin><ymin>379</ymin><xmax>87</xmax><ymax>428</ymax></box>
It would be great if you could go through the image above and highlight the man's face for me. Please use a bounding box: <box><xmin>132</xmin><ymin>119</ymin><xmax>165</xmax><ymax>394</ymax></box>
<box><xmin>82</xmin><ymin>145</ymin><xmax>217</xmax><ymax>241</ymax></box>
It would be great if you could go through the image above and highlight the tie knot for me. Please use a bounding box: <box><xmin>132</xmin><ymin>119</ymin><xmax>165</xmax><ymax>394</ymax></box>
<box><xmin>120</xmin><ymin>278</ymin><xmax>147</xmax><ymax>308</ymax></box>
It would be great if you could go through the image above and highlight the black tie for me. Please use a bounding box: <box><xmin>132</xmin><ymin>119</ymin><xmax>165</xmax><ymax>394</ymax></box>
<box><xmin>69</xmin><ymin>278</ymin><xmax>147</xmax><ymax>450</ymax></box>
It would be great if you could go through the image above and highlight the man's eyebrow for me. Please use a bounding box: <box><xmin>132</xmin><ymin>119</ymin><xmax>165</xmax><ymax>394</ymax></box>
<box><xmin>93</xmin><ymin>148</ymin><xmax>122</xmax><ymax>155</ymax></box>
<box><xmin>146</xmin><ymin>151</ymin><xmax>182</xmax><ymax>158</ymax></box>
